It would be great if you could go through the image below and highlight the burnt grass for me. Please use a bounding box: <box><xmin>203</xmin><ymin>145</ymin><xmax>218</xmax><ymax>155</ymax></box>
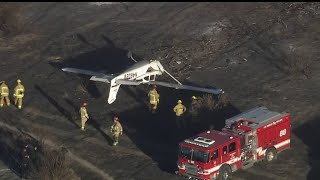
<box><xmin>0</xmin><ymin>2</ymin><xmax>320</xmax><ymax>180</ymax></box>
<box><xmin>294</xmin><ymin>116</ymin><xmax>320</xmax><ymax>180</ymax></box>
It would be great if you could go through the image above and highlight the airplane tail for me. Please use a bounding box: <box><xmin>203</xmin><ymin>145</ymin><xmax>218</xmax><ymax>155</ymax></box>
<box><xmin>107</xmin><ymin>78</ymin><xmax>121</xmax><ymax>104</ymax></box>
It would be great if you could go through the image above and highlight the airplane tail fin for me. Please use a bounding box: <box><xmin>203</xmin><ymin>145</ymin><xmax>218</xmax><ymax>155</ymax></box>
<box><xmin>107</xmin><ymin>78</ymin><xmax>121</xmax><ymax>104</ymax></box>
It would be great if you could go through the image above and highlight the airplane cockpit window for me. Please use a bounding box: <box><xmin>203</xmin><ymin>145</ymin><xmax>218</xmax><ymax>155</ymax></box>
<box><xmin>144</xmin><ymin>76</ymin><xmax>150</xmax><ymax>81</ymax></box>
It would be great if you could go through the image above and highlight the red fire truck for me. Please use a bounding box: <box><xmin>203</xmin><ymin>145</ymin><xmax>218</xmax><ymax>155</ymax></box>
<box><xmin>176</xmin><ymin>106</ymin><xmax>290</xmax><ymax>180</ymax></box>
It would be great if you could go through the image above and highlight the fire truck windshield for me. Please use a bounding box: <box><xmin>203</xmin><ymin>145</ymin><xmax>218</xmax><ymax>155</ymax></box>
<box><xmin>179</xmin><ymin>146</ymin><xmax>209</xmax><ymax>163</ymax></box>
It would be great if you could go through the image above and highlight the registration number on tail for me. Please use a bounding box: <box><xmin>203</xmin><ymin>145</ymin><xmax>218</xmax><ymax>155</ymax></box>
<box><xmin>124</xmin><ymin>72</ymin><xmax>137</xmax><ymax>79</ymax></box>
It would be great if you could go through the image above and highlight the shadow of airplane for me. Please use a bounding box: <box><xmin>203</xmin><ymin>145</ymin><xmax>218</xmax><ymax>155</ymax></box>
<box><xmin>49</xmin><ymin>34</ymin><xmax>140</xmax><ymax>99</ymax></box>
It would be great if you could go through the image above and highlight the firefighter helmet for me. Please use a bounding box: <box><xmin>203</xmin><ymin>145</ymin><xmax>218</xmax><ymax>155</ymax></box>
<box><xmin>17</xmin><ymin>79</ymin><xmax>21</xmax><ymax>83</ymax></box>
<box><xmin>177</xmin><ymin>100</ymin><xmax>182</xmax><ymax>104</ymax></box>
<box><xmin>191</xmin><ymin>96</ymin><xmax>197</xmax><ymax>100</ymax></box>
<box><xmin>0</xmin><ymin>81</ymin><xmax>4</xmax><ymax>84</ymax></box>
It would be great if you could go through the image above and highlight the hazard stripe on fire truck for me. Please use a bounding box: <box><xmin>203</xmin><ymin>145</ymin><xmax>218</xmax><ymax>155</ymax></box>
<box><xmin>205</xmin><ymin>157</ymin><xmax>242</xmax><ymax>174</ymax></box>
<box><xmin>179</xmin><ymin>157</ymin><xmax>242</xmax><ymax>175</ymax></box>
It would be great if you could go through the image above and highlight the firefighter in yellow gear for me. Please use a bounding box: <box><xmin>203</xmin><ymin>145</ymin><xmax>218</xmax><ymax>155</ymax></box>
<box><xmin>13</xmin><ymin>79</ymin><xmax>25</xmax><ymax>109</ymax></box>
<box><xmin>110</xmin><ymin>116</ymin><xmax>123</xmax><ymax>146</ymax></box>
<box><xmin>0</xmin><ymin>81</ymin><xmax>10</xmax><ymax>107</ymax></box>
<box><xmin>148</xmin><ymin>85</ymin><xmax>160</xmax><ymax>113</ymax></box>
<box><xmin>173</xmin><ymin>100</ymin><xmax>187</xmax><ymax>129</ymax></box>
<box><xmin>80</xmin><ymin>102</ymin><xmax>89</xmax><ymax>131</ymax></box>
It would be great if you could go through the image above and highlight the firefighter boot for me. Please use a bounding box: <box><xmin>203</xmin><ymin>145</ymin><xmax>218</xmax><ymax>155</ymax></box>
<box><xmin>81</xmin><ymin>116</ymin><xmax>88</xmax><ymax>131</ymax></box>
<box><xmin>15</xmin><ymin>97</ymin><xmax>22</xmax><ymax>109</ymax></box>
<box><xmin>113</xmin><ymin>134</ymin><xmax>119</xmax><ymax>146</ymax></box>
<box><xmin>148</xmin><ymin>103</ymin><xmax>154</xmax><ymax>113</ymax></box>
<box><xmin>151</xmin><ymin>103</ymin><xmax>157</xmax><ymax>114</ymax></box>
<box><xmin>18</xmin><ymin>98</ymin><xmax>22</xmax><ymax>109</ymax></box>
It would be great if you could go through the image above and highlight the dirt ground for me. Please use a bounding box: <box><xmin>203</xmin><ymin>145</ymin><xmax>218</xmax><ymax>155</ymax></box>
<box><xmin>0</xmin><ymin>2</ymin><xmax>320</xmax><ymax>180</ymax></box>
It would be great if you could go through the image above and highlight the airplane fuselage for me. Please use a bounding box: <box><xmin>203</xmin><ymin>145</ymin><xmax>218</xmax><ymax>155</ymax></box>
<box><xmin>107</xmin><ymin>60</ymin><xmax>165</xmax><ymax>104</ymax></box>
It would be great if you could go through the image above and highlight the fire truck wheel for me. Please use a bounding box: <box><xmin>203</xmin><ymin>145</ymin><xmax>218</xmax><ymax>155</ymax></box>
<box><xmin>265</xmin><ymin>147</ymin><xmax>277</xmax><ymax>162</ymax></box>
<box><xmin>218</xmin><ymin>165</ymin><xmax>232</xmax><ymax>180</ymax></box>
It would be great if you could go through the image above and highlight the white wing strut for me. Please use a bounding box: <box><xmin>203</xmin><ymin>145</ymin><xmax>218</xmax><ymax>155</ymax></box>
<box><xmin>164</xmin><ymin>69</ymin><xmax>182</xmax><ymax>85</ymax></box>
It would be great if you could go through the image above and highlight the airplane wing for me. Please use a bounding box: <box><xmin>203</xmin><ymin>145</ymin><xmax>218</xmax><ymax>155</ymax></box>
<box><xmin>114</xmin><ymin>79</ymin><xmax>223</xmax><ymax>95</ymax></box>
<box><xmin>148</xmin><ymin>81</ymin><xmax>224</xmax><ymax>95</ymax></box>
<box><xmin>62</xmin><ymin>67</ymin><xmax>114</xmax><ymax>83</ymax></box>
<box><xmin>62</xmin><ymin>67</ymin><xmax>106</xmax><ymax>76</ymax></box>
<box><xmin>115</xmin><ymin>79</ymin><xmax>142</xmax><ymax>86</ymax></box>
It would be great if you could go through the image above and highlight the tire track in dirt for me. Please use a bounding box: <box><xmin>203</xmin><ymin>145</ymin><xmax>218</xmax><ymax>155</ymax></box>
<box><xmin>26</xmin><ymin>2</ymin><xmax>60</xmax><ymax>26</ymax></box>
<box><xmin>245</xmin><ymin>167</ymin><xmax>287</xmax><ymax>180</ymax></box>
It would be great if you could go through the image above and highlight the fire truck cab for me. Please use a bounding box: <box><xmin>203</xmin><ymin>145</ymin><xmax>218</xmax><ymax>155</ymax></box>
<box><xmin>176</xmin><ymin>106</ymin><xmax>290</xmax><ymax>180</ymax></box>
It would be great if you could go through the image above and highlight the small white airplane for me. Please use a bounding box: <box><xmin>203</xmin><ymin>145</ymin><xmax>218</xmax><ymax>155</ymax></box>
<box><xmin>62</xmin><ymin>51</ymin><xmax>224</xmax><ymax>104</ymax></box>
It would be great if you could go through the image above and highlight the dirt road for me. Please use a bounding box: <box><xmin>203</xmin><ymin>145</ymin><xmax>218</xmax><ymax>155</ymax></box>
<box><xmin>0</xmin><ymin>160</ymin><xmax>20</xmax><ymax>180</ymax></box>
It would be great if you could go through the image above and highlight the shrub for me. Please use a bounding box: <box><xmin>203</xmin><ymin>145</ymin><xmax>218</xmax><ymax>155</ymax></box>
<box><xmin>197</xmin><ymin>93</ymin><xmax>230</xmax><ymax>111</ymax></box>
<box><xmin>28</xmin><ymin>143</ymin><xmax>80</xmax><ymax>180</ymax></box>
<box><xmin>188</xmin><ymin>93</ymin><xmax>231</xmax><ymax>130</ymax></box>
<box><xmin>285</xmin><ymin>51</ymin><xmax>314</xmax><ymax>79</ymax></box>
<box><xmin>0</xmin><ymin>128</ymin><xmax>79</xmax><ymax>180</ymax></box>
<box><xmin>197</xmin><ymin>94</ymin><xmax>216</xmax><ymax>111</ymax></box>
